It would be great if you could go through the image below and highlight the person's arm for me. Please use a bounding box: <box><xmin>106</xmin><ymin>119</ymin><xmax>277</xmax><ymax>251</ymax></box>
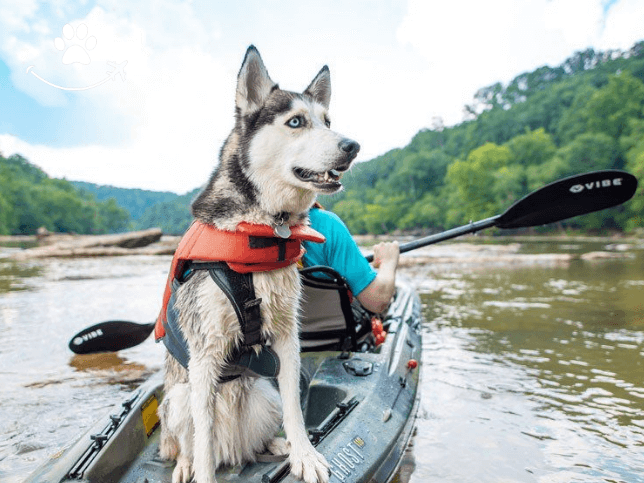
<box><xmin>356</xmin><ymin>241</ymin><xmax>399</xmax><ymax>313</ymax></box>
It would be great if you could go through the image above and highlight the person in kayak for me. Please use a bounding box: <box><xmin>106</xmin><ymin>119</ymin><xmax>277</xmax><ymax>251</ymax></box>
<box><xmin>302</xmin><ymin>205</ymin><xmax>400</xmax><ymax>313</ymax></box>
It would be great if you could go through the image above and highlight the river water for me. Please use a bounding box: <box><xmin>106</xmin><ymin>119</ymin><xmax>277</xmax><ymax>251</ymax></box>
<box><xmin>1</xmin><ymin>239</ymin><xmax>643</xmax><ymax>483</ymax></box>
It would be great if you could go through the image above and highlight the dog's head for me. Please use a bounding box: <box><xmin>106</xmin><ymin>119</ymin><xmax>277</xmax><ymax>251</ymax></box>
<box><xmin>235</xmin><ymin>46</ymin><xmax>359</xmax><ymax>195</ymax></box>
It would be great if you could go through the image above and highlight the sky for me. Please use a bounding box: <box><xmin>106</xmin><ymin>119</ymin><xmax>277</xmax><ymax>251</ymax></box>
<box><xmin>0</xmin><ymin>0</ymin><xmax>643</xmax><ymax>194</ymax></box>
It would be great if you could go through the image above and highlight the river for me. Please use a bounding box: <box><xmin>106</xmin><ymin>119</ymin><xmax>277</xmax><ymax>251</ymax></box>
<box><xmin>1</xmin><ymin>239</ymin><xmax>643</xmax><ymax>483</ymax></box>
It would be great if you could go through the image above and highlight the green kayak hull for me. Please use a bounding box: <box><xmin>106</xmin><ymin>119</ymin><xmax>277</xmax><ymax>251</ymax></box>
<box><xmin>25</xmin><ymin>281</ymin><xmax>422</xmax><ymax>483</ymax></box>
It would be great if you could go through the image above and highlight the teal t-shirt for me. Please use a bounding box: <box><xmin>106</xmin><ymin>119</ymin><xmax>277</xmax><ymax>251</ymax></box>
<box><xmin>302</xmin><ymin>209</ymin><xmax>376</xmax><ymax>296</ymax></box>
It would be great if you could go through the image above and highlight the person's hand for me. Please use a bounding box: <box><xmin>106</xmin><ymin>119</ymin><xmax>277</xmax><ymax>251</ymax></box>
<box><xmin>371</xmin><ymin>241</ymin><xmax>399</xmax><ymax>269</ymax></box>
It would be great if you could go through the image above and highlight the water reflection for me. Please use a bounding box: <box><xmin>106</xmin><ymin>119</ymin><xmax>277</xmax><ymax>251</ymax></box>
<box><xmin>0</xmin><ymin>259</ymin><xmax>41</xmax><ymax>293</ymax></box>
<box><xmin>0</xmin><ymin>255</ymin><xmax>167</xmax><ymax>483</ymax></box>
<box><xmin>413</xmin><ymin>247</ymin><xmax>644</xmax><ymax>482</ymax></box>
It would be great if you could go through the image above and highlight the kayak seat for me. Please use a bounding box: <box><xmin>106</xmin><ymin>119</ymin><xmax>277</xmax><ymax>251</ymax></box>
<box><xmin>299</xmin><ymin>266</ymin><xmax>373</xmax><ymax>352</ymax></box>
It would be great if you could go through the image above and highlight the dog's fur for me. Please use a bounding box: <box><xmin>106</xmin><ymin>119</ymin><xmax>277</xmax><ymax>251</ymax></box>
<box><xmin>157</xmin><ymin>46</ymin><xmax>359</xmax><ymax>483</ymax></box>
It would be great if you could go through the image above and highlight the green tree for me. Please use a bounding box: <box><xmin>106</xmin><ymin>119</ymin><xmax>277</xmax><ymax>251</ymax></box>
<box><xmin>505</xmin><ymin>128</ymin><xmax>557</xmax><ymax>167</ymax></box>
<box><xmin>556</xmin><ymin>83</ymin><xmax>598</xmax><ymax>144</ymax></box>
<box><xmin>558</xmin><ymin>132</ymin><xmax>620</xmax><ymax>175</ymax></box>
<box><xmin>584</xmin><ymin>71</ymin><xmax>644</xmax><ymax>139</ymax></box>
<box><xmin>526</xmin><ymin>155</ymin><xmax>569</xmax><ymax>191</ymax></box>
<box><xmin>445</xmin><ymin>143</ymin><xmax>513</xmax><ymax>222</ymax></box>
<box><xmin>621</xmin><ymin>118</ymin><xmax>644</xmax><ymax>230</ymax></box>
<box><xmin>0</xmin><ymin>154</ymin><xmax>131</xmax><ymax>234</ymax></box>
<box><xmin>386</xmin><ymin>150</ymin><xmax>451</xmax><ymax>199</ymax></box>
<box><xmin>399</xmin><ymin>192</ymin><xmax>443</xmax><ymax>231</ymax></box>
<box><xmin>361</xmin><ymin>194</ymin><xmax>408</xmax><ymax>235</ymax></box>
<box><xmin>97</xmin><ymin>198</ymin><xmax>131</xmax><ymax>233</ymax></box>
<box><xmin>625</xmin><ymin>150</ymin><xmax>644</xmax><ymax>230</ymax></box>
<box><xmin>332</xmin><ymin>198</ymin><xmax>368</xmax><ymax>234</ymax></box>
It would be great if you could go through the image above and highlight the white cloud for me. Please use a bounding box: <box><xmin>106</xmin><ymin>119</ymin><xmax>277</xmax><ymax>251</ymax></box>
<box><xmin>1</xmin><ymin>2</ymin><xmax>233</xmax><ymax>192</ymax></box>
<box><xmin>396</xmin><ymin>0</ymin><xmax>608</xmax><ymax>125</ymax></box>
<box><xmin>600</xmin><ymin>0</ymin><xmax>644</xmax><ymax>50</ymax></box>
<box><xmin>543</xmin><ymin>0</ymin><xmax>604</xmax><ymax>48</ymax></box>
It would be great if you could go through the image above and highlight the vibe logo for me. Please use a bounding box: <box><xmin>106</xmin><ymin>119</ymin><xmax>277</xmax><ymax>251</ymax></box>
<box><xmin>73</xmin><ymin>329</ymin><xmax>104</xmax><ymax>346</ymax></box>
<box><xmin>569</xmin><ymin>178</ymin><xmax>622</xmax><ymax>194</ymax></box>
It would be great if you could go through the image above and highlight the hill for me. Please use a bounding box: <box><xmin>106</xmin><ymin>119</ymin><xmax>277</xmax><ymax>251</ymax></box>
<box><xmin>0</xmin><ymin>154</ymin><xmax>129</xmax><ymax>235</ymax></box>
<box><xmin>134</xmin><ymin>188</ymin><xmax>200</xmax><ymax>235</ymax></box>
<box><xmin>71</xmin><ymin>181</ymin><xmax>180</xmax><ymax>222</ymax></box>
<box><xmin>320</xmin><ymin>42</ymin><xmax>644</xmax><ymax>234</ymax></box>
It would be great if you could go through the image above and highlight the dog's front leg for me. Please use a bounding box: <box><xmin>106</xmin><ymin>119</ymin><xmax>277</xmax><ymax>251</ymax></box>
<box><xmin>188</xmin><ymin>355</ymin><xmax>222</xmax><ymax>483</ymax></box>
<box><xmin>273</xmin><ymin>334</ymin><xmax>329</xmax><ymax>483</ymax></box>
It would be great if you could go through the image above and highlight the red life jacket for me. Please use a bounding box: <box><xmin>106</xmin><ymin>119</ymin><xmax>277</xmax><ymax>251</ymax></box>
<box><xmin>155</xmin><ymin>220</ymin><xmax>325</xmax><ymax>341</ymax></box>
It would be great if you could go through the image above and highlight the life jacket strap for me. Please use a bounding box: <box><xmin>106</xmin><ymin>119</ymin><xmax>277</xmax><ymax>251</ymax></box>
<box><xmin>162</xmin><ymin>262</ymin><xmax>279</xmax><ymax>380</ymax></box>
<box><xmin>186</xmin><ymin>261</ymin><xmax>264</xmax><ymax>347</ymax></box>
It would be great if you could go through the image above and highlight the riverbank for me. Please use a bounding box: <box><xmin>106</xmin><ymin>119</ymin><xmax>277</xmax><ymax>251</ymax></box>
<box><xmin>2</xmin><ymin>230</ymin><xmax>643</xmax><ymax>265</ymax></box>
<box><xmin>3</xmin><ymin>229</ymin><xmax>176</xmax><ymax>261</ymax></box>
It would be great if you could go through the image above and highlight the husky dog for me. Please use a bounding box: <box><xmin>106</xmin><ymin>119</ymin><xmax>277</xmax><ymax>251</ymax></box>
<box><xmin>158</xmin><ymin>46</ymin><xmax>359</xmax><ymax>483</ymax></box>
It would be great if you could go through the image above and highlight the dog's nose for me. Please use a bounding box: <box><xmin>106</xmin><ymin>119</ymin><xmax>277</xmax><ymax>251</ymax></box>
<box><xmin>339</xmin><ymin>139</ymin><xmax>360</xmax><ymax>158</ymax></box>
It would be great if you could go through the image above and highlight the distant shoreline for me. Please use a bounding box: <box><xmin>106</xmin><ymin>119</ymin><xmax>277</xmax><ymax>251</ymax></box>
<box><xmin>353</xmin><ymin>231</ymin><xmax>644</xmax><ymax>246</ymax></box>
<box><xmin>2</xmin><ymin>230</ymin><xmax>642</xmax><ymax>247</ymax></box>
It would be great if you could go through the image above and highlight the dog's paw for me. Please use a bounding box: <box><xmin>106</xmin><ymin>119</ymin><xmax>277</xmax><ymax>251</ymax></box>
<box><xmin>268</xmin><ymin>437</ymin><xmax>290</xmax><ymax>456</ymax></box>
<box><xmin>289</xmin><ymin>445</ymin><xmax>329</xmax><ymax>483</ymax></box>
<box><xmin>172</xmin><ymin>455</ymin><xmax>193</xmax><ymax>483</ymax></box>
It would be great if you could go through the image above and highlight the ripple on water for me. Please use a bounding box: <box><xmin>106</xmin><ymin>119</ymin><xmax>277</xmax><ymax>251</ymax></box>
<box><xmin>409</xmin><ymin>247</ymin><xmax>644</xmax><ymax>482</ymax></box>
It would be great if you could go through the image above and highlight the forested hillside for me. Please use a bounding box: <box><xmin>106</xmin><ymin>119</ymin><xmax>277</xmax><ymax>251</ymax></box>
<box><xmin>322</xmin><ymin>42</ymin><xmax>644</xmax><ymax>234</ymax></box>
<box><xmin>0</xmin><ymin>153</ymin><xmax>129</xmax><ymax>235</ymax></box>
<box><xmin>71</xmin><ymin>181</ymin><xmax>179</xmax><ymax>222</ymax></box>
<box><xmin>134</xmin><ymin>188</ymin><xmax>199</xmax><ymax>235</ymax></box>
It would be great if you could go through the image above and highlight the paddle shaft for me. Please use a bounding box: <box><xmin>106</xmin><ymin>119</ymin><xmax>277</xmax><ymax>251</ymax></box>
<box><xmin>364</xmin><ymin>215</ymin><xmax>500</xmax><ymax>263</ymax></box>
<box><xmin>365</xmin><ymin>169</ymin><xmax>637</xmax><ymax>263</ymax></box>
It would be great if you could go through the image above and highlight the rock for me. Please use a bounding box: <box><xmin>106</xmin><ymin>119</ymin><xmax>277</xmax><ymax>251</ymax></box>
<box><xmin>580</xmin><ymin>251</ymin><xmax>634</xmax><ymax>261</ymax></box>
<box><xmin>9</xmin><ymin>228</ymin><xmax>164</xmax><ymax>260</ymax></box>
<box><xmin>36</xmin><ymin>226</ymin><xmax>51</xmax><ymax>240</ymax></box>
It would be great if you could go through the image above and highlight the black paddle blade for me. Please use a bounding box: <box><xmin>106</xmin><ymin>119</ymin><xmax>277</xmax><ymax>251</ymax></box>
<box><xmin>68</xmin><ymin>321</ymin><xmax>156</xmax><ymax>354</ymax></box>
<box><xmin>496</xmin><ymin>170</ymin><xmax>638</xmax><ymax>229</ymax></box>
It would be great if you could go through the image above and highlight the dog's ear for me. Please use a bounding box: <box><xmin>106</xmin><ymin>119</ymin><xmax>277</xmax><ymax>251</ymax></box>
<box><xmin>304</xmin><ymin>66</ymin><xmax>331</xmax><ymax>109</ymax></box>
<box><xmin>236</xmin><ymin>45</ymin><xmax>276</xmax><ymax>115</ymax></box>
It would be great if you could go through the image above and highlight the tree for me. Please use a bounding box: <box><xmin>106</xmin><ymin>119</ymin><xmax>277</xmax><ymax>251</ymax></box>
<box><xmin>399</xmin><ymin>192</ymin><xmax>443</xmax><ymax>231</ymax></box>
<box><xmin>445</xmin><ymin>143</ymin><xmax>513</xmax><ymax>222</ymax></box>
<box><xmin>558</xmin><ymin>132</ymin><xmax>620</xmax><ymax>175</ymax></box>
<box><xmin>505</xmin><ymin>128</ymin><xmax>556</xmax><ymax>167</ymax></box>
<box><xmin>386</xmin><ymin>150</ymin><xmax>451</xmax><ymax>198</ymax></box>
<box><xmin>622</xmin><ymin>118</ymin><xmax>644</xmax><ymax>230</ymax></box>
<box><xmin>584</xmin><ymin>71</ymin><xmax>644</xmax><ymax>140</ymax></box>
<box><xmin>332</xmin><ymin>198</ymin><xmax>368</xmax><ymax>234</ymax></box>
<box><xmin>0</xmin><ymin>154</ymin><xmax>131</xmax><ymax>234</ymax></box>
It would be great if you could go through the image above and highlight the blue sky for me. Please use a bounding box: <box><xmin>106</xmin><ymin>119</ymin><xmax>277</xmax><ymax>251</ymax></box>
<box><xmin>0</xmin><ymin>0</ymin><xmax>642</xmax><ymax>193</ymax></box>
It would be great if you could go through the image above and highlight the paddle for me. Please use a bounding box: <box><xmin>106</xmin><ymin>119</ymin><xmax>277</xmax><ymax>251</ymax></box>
<box><xmin>69</xmin><ymin>320</ymin><xmax>156</xmax><ymax>354</ymax></box>
<box><xmin>365</xmin><ymin>169</ymin><xmax>638</xmax><ymax>262</ymax></box>
<box><xmin>68</xmin><ymin>169</ymin><xmax>638</xmax><ymax>354</ymax></box>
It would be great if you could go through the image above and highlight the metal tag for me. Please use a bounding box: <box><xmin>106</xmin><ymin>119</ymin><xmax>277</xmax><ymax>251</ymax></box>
<box><xmin>273</xmin><ymin>224</ymin><xmax>291</xmax><ymax>238</ymax></box>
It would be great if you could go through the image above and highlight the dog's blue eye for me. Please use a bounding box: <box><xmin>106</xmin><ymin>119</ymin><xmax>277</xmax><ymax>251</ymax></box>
<box><xmin>287</xmin><ymin>116</ymin><xmax>303</xmax><ymax>128</ymax></box>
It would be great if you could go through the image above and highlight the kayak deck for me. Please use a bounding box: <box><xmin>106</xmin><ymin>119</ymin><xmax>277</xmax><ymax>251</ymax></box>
<box><xmin>26</xmin><ymin>282</ymin><xmax>422</xmax><ymax>483</ymax></box>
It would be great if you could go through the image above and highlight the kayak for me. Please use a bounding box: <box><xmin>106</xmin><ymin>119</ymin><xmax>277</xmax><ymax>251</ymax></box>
<box><xmin>25</xmin><ymin>269</ymin><xmax>422</xmax><ymax>483</ymax></box>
